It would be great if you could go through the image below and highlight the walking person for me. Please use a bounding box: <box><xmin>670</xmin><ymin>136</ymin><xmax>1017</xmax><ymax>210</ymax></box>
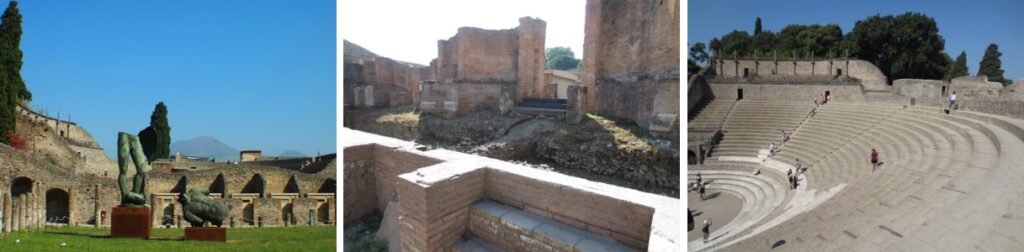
<box><xmin>699</xmin><ymin>184</ymin><xmax>707</xmax><ymax>200</ymax></box>
<box><xmin>871</xmin><ymin>148</ymin><xmax>879</xmax><ymax>173</ymax></box>
<box><xmin>780</xmin><ymin>130</ymin><xmax>787</xmax><ymax>143</ymax></box>
<box><xmin>703</xmin><ymin>218</ymin><xmax>713</xmax><ymax>243</ymax></box>
<box><xmin>949</xmin><ymin>91</ymin><xmax>958</xmax><ymax>111</ymax></box>
<box><xmin>787</xmin><ymin>169</ymin><xmax>794</xmax><ymax>190</ymax></box>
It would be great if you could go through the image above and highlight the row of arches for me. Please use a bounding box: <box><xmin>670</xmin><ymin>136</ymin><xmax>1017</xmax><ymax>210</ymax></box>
<box><xmin>166</xmin><ymin>174</ymin><xmax>336</xmax><ymax>197</ymax></box>
<box><xmin>8</xmin><ymin>177</ymin><xmax>70</xmax><ymax>225</ymax></box>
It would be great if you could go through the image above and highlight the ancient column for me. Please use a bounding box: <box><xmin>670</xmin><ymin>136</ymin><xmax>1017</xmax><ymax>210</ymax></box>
<box><xmin>68</xmin><ymin>188</ymin><xmax>76</xmax><ymax>226</ymax></box>
<box><xmin>733</xmin><ymin>52</ymin><xmax>739</xmax><ymax>77</ymax></box>
<box><xmin>811</xmin><ymin>51</ymin><xmax>816</xmax><ymax>76</ymax></box>
<box><xmin>792</xmin><ymin>51</ymin><xmax>797</xmax><ymax>75</ymax></box>
<box><xmin>2</xmin><ymin>192</ymin><xmax>9</xmax><ymax>233</ymax></box>
<box><xmin>774</xmin><ymin>51</ymin><xmax>778</xmax><ymax>75</ymax></box>
<box><xmin>754</xmin><ymin>50</ymin><xmax>759</xmax><ymax>76</ymax></box>
<box><xmin>151</xmin><ymin>194</ymin><xmax>161</xmax><ymax>227</ymax></box>
<box><xmin>94</xmin><ymin>184</ymin><xmax>100</xmax><ymax>228</ymax></box>
<box><xmin>16</xmin><ymin>195</ymin><xmax>24</xmax><ymax>231</ymax></box>
<box><xmin>829</xmin><ymin>50</ymin><xmax>834</xmax><ymax>76</ymax></box>
<box><xmin>254</xmin><ymin>199</ymin><xmax>260</xmax><ymax>227</ymax></box>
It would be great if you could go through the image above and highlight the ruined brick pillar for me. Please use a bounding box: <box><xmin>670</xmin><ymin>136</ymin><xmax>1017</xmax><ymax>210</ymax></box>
<box><xmin>516</xmin><ymin>17</ymin><xmax>547</xmax><ymax>102</ymax></box>
<box><xmin>566</xmin><ymin>85</ymin><xmax>587</xmax><ymax>124</ymax></box>
<box><xmin>581</xmin><ymin>0</ymin><xmax>603</xmax><ymax>112</ymax></box>
<box><xmin>17</xmin><ymin>195</ymin><xmax>25</xmax><ymax>231</ymax></box>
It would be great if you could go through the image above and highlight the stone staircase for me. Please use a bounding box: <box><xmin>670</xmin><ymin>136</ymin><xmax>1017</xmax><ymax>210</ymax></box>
<box><xmin>516</xmin><ymin>98</ymin><xmax>567</xmax><ymax>116</ymax></box>
<box><xmin>689</xmin><ymin>98</ymin><xmax>735</xmax><ymax>130</ymax></box>
<box><xmin>687</xmin><ymin>101</ymin><xmax>1024</xmax><ymax>251</ymax></box>
<box><xmin>709</xmin><ymin>100</ymin><xmax>811</xmax><ymax>159</ymax></box>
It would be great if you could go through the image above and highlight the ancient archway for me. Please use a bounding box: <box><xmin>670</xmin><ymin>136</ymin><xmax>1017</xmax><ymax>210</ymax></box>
<box><xmin>45</xmin><ymin>188</ymin><xmax>70</xmax><ymax>224</ymax></box>
<box><xmin>317</xmin><ymin>179</ymin><xmax>336</xmax><ymax>193</ymax></box>
<box><xmin>210</xmin><ymin>173</ymin><xmax>226</xmax><ymax>196</ymax></box>
<box><xmin>171</xmin><ymin>176</ymin><xmax>188</xmax><ymax>194</ymax></box>
<box><xmin>242</xmin><ymin>174</ymin><xmax>265</xmax><ymax>197</ymax></box>
<box><xmin>11</xmin><ymin>177</ymin><xmax>33</xmax><ymax>197</ymax></box>
<box><xmin>317</xmin><ymin>202</ymin><xmax>330</xmax><ymax>224</ymax></box>
<box><xmin>284</xmin><ymin>175</ymin><xmax>301</xmax><ymax>193</ymax></box>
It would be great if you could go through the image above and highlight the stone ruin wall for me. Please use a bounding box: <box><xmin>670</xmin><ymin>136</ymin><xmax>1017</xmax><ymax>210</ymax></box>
<box><xmin>716</xmin><ymin>59</ymin><xmax>888</xmax><ymax>91</ymax></box>
<box><xmin>16</xmin><ymin>105</ymin><xmax>100</xmax><ymax>148</ymax></box>
<box><xmin>0</xmin><ymin>144</ymin><xmax>337</xmax><ymax>232</ymax></box>
<box><xmin>422</xmin><ymin>17</ymin><xmax>546</xmax><ymax>115</ymax></box>
<box><xmin>351</xmin><ymin>57</ymin><xmax>423</xmax><ymax>107</ymax></box>
<box><xmin>582</xmin><ymin>0</ymin><xmax>680</xmax><ymax>134</ymax></box>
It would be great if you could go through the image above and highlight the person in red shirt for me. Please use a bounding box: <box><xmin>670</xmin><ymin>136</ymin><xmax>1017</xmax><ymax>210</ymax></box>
<box><xmin>871</xmin><ymin>149</ymin><xmax>879</xmax><ymax>173</ymax></box>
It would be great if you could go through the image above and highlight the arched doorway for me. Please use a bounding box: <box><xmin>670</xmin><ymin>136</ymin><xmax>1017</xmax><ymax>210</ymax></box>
<box><xmin>46</xmin><ymin>188</ymin><xmax>70</xmax><ymax>224</ymax></box>
<box><xmin>242</xmin><ymin>174</ymin><xmax>265</xmax><ymax>197</ymax></box>
<box><xmin>317</xmin><ymin>202</ymin><xmax>330</xmax><ymax>224</ymax></box>
<box><xmin>243</xmin><ymin>203</ymin><xmax>255</xmax><ymax>225</ymax></box>
<box><xmin>11</xmin><ymin>177</ymin><xmax>33</xmax><ymax>197</ymax></box>
<box><xmin>688</xmin><ymin>151</ymin><xmax>698</xmax><ymax>165</ymax></box>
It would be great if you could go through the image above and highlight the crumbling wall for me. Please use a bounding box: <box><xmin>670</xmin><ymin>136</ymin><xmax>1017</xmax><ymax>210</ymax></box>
<box><xmin>428</xmin><ymin>17</ymin><xmax>546</xmax><ymax>115</ymax></box>
<box><xmin>582</xmin><ymin>0</ymin><xmax>680</xmax><ymax>132</ymax></box>
<box><xmin>717</xmin><ymin>59</ymin><xmax>888</xmax><ymax>91</ymax></box>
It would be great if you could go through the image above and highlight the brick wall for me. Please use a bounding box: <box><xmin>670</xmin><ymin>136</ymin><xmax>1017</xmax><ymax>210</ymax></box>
<box><xmin>397</xmin><ymin>168</ymin><xmax>486</xmax><ymax>252</ymax></box>
<box><xmin>343</xmin><ymin>145</ymin><xmax>376</xmax><ymax>224</ymax></box>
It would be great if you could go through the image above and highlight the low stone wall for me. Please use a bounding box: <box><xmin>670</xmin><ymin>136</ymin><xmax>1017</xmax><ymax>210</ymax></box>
<box><xmin>709</xmin><ymin>82</ymin><xmax>866</xmax><ymax>102</ymax></box>
<box><xmin>342</xmin><ymin>128</ymin><xmax>678</xmax><ymax>251</ymax></box>
<box><xmin>893</xmin><ymin>79</ymin><xmax>945</xmax><ymax>98</ymax></box>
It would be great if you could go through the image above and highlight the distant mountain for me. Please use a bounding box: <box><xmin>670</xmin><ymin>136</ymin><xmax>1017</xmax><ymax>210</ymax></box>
<box><xmin>170</xmin><ymin>136</ymin><xmax>239</xmax><ymax>162</ymax></box>
<box><xmin>278</xmin><ymin>150</ymin><xmax>307</xmax><ymax>158</ymax></box>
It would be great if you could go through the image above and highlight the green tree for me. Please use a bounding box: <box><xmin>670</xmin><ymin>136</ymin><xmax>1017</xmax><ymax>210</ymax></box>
<box><xmin>0</xmin><ymin>1</ymin><xmax>28</xmax><ymax>101</ymax></box>
<box><xmin>945</xmin><ymin>51</ymin><xmax>969</xmax><ymax>81</ymax></box>
<box><xmin>978</xmin><ymin>43</ymin><xmax>1009</xmax><ymax>85</ymax></box>
<box><xmin>848</xmin><ymin>12</ymin><xmax>947</xmax><ymax>82</ymax></box>
<box><xmin>709</xmin><ymin>38</ymin><xmax>722</xmax><ymax>56</ymax></box>
<box><xmin>754</xmin><ymin>17</ymin><xmax>762</xmax><ymax>35</ymax></box>
<box><xmin>138</xmin><ymin>102</ymin><xmax>170</xmax><ymax>161</ymax></box>
<box><xmin>689</xmin><ymin>42</ymin><xmax>708</xmax><ymax>65</ymax></box>
<box><xmin>719</xmin><ymin>30</ymin><xmax>751</xmax><ymax>57</ymax></box>
<box><xmin>544</xmin><ymin>47</ymin><xmax>580</xmax><ymax>70</ymax></box>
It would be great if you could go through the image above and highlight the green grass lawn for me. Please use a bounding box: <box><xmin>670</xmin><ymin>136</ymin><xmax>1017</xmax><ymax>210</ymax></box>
<box><xmin>0</xmin><ymin>226</ymin><xmax>336</xmax><ymax>251</ymax></box>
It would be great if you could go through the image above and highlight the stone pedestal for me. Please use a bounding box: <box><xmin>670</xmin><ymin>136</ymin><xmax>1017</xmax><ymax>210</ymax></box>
<box><xmin>110</xmin><ymin>207</ymin><xmax>152</xmax><ymax>239</ymax></box>
<box><xmin>184</xmin><ymin>227</ymin><xmax>227</xmax><ymax>242</ymax></box>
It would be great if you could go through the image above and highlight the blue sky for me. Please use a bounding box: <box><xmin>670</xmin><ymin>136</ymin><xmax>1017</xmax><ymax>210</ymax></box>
<box><xmin>17</xmin><ymin>1</ymin><xmax>336</xmax><ymax>159</ymax></box>
<box><xmin>688</xmin><ymin>0</ymin><xmax>1024</xmax><ymax>82</ymax></box>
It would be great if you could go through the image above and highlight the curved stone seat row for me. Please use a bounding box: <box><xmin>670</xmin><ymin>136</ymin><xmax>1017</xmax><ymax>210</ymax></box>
<box><xmin>686</xmin><ymin>165</ymin><xmax>788</xmax><ymax>251</ymax></box>
<box><xmin>699</xmin><ymin>101</ymin><xmax>1024</xmax><ymax>251</ymax></box>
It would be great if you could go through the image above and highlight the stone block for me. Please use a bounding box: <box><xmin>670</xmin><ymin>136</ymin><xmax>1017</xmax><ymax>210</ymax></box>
<box><xmin>110</xmin><ymin>207</ymin><xmax>152</xmax><ymax>239</ymax></box>
<box><xmin>184</xmin><ymin>227</ymin><xmax>227</xmax><ymax>242</ymax></box>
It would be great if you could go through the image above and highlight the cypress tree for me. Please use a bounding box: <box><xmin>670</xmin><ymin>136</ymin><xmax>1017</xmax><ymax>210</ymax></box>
<box><xmin>138</xmin><ymin>102</ymin><xmax>170</xmax><ymax>161</ymax></box>
<box><xmin>978</xmin><ymin>43</ymin><xmax>1009</xmax><ymax>85</ymax></box>
<box><xmin>1</xmin><ymin>1</ymin><xmax>29</xmax><ymax>101</ymax></box>
<box><xmin>754</xmin><ymin>17</ymin><xmax>762</xmax><ymax>35</ymax></box>
<box><xmin>945</xmin><ymin>51</ymin><xmax>969</xmax><ymax>80</ymax></box>
<box><xmin>152</xmin><ymin>102</ymin><xmax>170</xmax><ymax>159</ymax></box>
<box><xmin>0</xmin><ymin>1</ymin><xmax>26</xmax><ymax>144</ymax></box>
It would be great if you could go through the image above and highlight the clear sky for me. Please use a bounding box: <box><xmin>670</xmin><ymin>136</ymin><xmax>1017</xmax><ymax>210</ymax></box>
<box><xmin>688</xmin><ymin>0</ymin><xmax>1024</xmax><ymax>82</ymax></box>
<box><xmin>340</xmin><ymin>0</ymin><xmax>585</xmax><ymax>66</ymax></box>
<box><xmin>18</xmin><ymin>0</ymin><xmax>337</xmax><ymax>159</ymax></box>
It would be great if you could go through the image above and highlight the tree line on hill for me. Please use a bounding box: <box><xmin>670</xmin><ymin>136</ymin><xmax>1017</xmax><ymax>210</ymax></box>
<box><xmin>688</xmin><ymin>13</ymin><xmax>1010</xmax><ymax>86</ymax></box>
